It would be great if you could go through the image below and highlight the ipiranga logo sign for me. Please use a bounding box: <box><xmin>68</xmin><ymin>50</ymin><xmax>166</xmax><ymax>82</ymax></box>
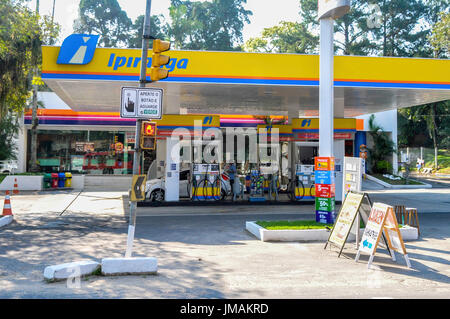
<box><xmin>57</xmin><ymin>34</ymin><xmax>99</xmax><ymax>65</ymax></box>
<box><xmin>318</xmin><ymin>0</ymin><xmax>351</xmax><ymax>20</ymax></box>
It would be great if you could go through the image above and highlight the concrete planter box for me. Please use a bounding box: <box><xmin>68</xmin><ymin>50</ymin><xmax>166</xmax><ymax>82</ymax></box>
<box><xmin>246</xmin><ymin>221</ymin><xmax>419</xmax><ymax>242</ymax></box>
<box><xmin>246</xmin><ymin>221</ymin><xmax>334</xmax><ymax>242</ymax></box>
<box><xmin>0</xmin><ymin>176</ymin><xmax>43</xmax><ymax>191</ymax></box>
<box><xmin>366</xmin><ymin>174</ymin><xmax>432</xmax><ymax>189</ymax></box>
<box><xmin>399</xmin><ymin>225</ymin><xmax>419</xmax><ymax>240</ymax></box>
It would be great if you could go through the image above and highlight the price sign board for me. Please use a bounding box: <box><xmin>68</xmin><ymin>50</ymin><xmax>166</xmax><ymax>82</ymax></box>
<box><xmin>326</xmin><ymin>191</ymin><xmax>364</xmax><ymax>255</ymax></box>
<box><xmin>120</xmin><ymin>87</ymin><xmax>163</xmax><ymax>119</ymax></box>
<box><xmin>358</xmin><ymin>202</ymin><xmax>389</xmax><ymax>255</ymax></box>
<box><xmin>355</xmin><ymin>202</ymin><xmax>410</xmax><ymax>268</ymax></box>
<box><xmin>342</xmin><ymin>157</ymin><xmax>363</xmax><ymax>202</ymax></box>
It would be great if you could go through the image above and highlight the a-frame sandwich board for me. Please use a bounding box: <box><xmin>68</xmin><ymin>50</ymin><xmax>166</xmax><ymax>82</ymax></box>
<box><xmin>324</xmin><ymin>191</ymin><xmax>391</xmax><ymax>258</ymax></box>
<box><xmin>355</xmin><ymin>203</ymin><xmax>411</xmax><ymax>269</ymax></box>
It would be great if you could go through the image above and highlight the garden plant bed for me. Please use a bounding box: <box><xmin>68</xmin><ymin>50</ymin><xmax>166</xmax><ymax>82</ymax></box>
<box><xmin>366</xmin><ymin>174</ymin><xmax>431</xmax><ymax>189</ymax></box>
<box><xmin>372</xmin><ymin>174</ymin><xmax>423</xmax><ymax>185</ymax></box>
<box><xmin>246</xmin><ymin>220</ymin><xmax>418</xmax><ymax>242</ymax></box>
<box><xmin>256</xmin><ymin>220</ymin><xmax>334</xmax><ymax>230</ymax></box>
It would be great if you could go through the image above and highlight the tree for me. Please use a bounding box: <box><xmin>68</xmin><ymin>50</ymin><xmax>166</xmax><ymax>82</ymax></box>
<box><xmin>0</xmin><ymin>0</ymin><xmax>58</xmax><ymax>117</ymax></box>
<box><xmin>167</xmin><ymin>0</ymin><xmax>252</xmax><ymax>51</ymax></box>
<box><xmin>367</xmin><ymin>115</ymin><xmax>396</xmax><ymax>174</ymax></box>
<box><xmin>1</xmin><ymin>0</ymin><xmax>59</xmax><ymax>170</ymax></box>
<box><xmin>1</xmin><ymin>1</ymin><xmax>39</xmax><ymax>116</ymax></box>
<box><xmin>429</xmin><ymin>12</ymin><xmax>450</xmax><ymax>58</ymax></box>
<box><xmin>368</xmin><ymin>0</ymin><xmax>429</xmax><ymax>57</ymax></box>
<box><xmin>245</xmin><ymin>21</ymin><xmax>318</xmax><ymax>54</ymax></box>
<box><xmin>127</xmin><ymin>14</ymin><xmax>168</xmax><ymax>48</ymax></box>
<box><xmin>398</xmin><ymin>101</ymin><xmax>450</xmax><ymax>170</ymax></box>
<box><xmin>73</xmin><ymin>0</ymin><xmax>133</xmax><ymax>48</ymax></box>
<box><xmin>334</xmin><ymin>1</ymin><xmax>378</xmax><ymax>55</ymax></box>
<box><xmin>0</xmin><ymin>114</ymin><xmax>20</xmax><ymax>161</ymax></box>
<box><xmin>297</xmin><ymin>0</ymin><xmax>373</xmax><ymax>55</ymax></box>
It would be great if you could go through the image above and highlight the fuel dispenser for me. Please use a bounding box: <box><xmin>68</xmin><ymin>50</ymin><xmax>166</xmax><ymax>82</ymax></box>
<box><xmin>248</xmin><ymin>169</ymin><xmax>265</xmax><ymax>202</ymax></box>
<box><xmin>191</xmin><ymin>163</ymin><xmax>221</xmax><ymax>200</ymax></box>
<box><xmin>260</xmin><ymin>163</ymin><xmax>279</xmax><ymax>201</ymax></box>
<box><xmin>294</xmin><ymin>164</ymin><xmax>315</xmax><ymax>201</ymax></box>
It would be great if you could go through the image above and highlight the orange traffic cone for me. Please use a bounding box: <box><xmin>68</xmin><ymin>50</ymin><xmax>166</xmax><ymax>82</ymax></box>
<box><xmin>2</xmin><ymin>191</ymin><xmax>12</xmax><ymax>216</ymax></box>
<box><xmin>13</xmin><ymin>178</ymin><xmax>19</xmax><ymax>195</ymax></box>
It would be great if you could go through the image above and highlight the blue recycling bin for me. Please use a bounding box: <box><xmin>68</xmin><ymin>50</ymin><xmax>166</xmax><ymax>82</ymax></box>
<box><xmin>58</xmin><ymin>173</ymin><xmax>66</xmax><ymax>188</ymax></box>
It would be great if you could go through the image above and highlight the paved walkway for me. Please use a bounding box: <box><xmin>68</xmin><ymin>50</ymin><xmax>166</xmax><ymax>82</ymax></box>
<box><xmin>0</xmin><ymin>188</ymin><xmax>449</xmax><ymax>298</ymax></box>
<box><xmin>409</xmin><ymin>173</ymin><xmax>450</xmax><ymax>188</ymax></box>
<box><xmin>1</xmin><ymin>209</ymin><xmax>449</xmax><ymax>298</ymax></box>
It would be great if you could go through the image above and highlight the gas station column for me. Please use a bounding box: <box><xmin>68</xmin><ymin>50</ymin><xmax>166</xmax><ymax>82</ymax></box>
<box><xmin>319</xmin><ymin>17</ymin><xmax>335</xmax><ymax>158</ymax></box>
<box><xmin>334</xmin><ymin>89</ymin><xmax>345</xmax><ymax>118</ymax></box>
<box><xmin>318</xmin><ymin>0</ymin><xmax>350</xmax><ymax>157</ymax></box>
<box><xmin>316</xmin><ymin>0</ymin><xmax>350</xmax><ymax>224</ymax></box>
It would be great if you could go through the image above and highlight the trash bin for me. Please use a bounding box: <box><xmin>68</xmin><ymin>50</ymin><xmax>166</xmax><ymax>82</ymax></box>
<box><xmin>65</xmin><ymin>172</ymin><xmax>72</xmax><ymax>188</ymax></box>
<box><xmin>58</xmin><ymin>173</ymin><xmax>66</xmax><ymax>188</ymax></box>
<box><xmin>51</xmin><ymin>173</ymin><xmax>59</xmax><ymax>188</ymax></box>
<box><xmin>43</xmin><ymin>173</ymin><xmax>52</xmax><ymax>189</ymax></box>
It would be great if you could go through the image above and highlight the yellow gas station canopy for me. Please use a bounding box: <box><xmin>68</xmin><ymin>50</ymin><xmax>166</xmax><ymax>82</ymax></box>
<box><xmin>42</xmin><ymin>46</ymin><xmax>450</xmax><ymax>117</ymax></box>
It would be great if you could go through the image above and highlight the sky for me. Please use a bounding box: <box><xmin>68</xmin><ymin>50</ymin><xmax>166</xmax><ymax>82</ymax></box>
<box><xmin>29</xmin><ymin>0</ymin><xmax>302</xmax><ymax>45</ymax></box>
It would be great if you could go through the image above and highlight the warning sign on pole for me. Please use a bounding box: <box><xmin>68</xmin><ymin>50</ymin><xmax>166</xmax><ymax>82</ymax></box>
<box><xmin>130</xmin><ymin>175</ymin><xmax>147</xmax><ymax>202</ymax></box>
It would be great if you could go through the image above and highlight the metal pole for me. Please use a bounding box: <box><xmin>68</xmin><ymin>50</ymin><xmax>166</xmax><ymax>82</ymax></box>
<box><xmin>125</xmin><ymin>0</ymin><xmax>152</xmax><ymax>258</ymax></box>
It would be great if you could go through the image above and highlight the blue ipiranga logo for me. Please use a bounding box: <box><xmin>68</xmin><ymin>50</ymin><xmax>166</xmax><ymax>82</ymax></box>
<box><xmin>57</xmin><ymin>34</ymin><xmax>99</xmax><ymax>65</ymax></box>
<box><xmin>203</xmin><ymin>116</ymin><xmax>213</xmax><ymax>125</ymax></box>
<box><xmin>301</xmin><ymin>119</ymin><xmax>311</xmax><ymax>127</ymax></box>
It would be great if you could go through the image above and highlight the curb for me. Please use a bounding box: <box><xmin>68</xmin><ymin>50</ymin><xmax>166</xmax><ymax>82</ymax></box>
<box><xmin>43</xmin><ymin>260</ymin><xmax>101</xmax><ymax>282</ymax></box>
<box><xmin>44</xmin><ymin>257</ymin><xmax>159</xmax><ymax>282</ymax></box>
<box><xmin>0</xmin><ymin>215</ymin><xmax>13</xmax><ymax>228</ymax></box>
<box><xmin>101</xmin><ymin>257</ymin><xmax>158</xmax><ymax>276</ymax></box>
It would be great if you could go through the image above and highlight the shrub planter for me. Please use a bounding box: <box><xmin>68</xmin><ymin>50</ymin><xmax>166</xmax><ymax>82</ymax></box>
<box><xmin>246</xmin><ymin>221</ymin><xmax>419</xmax><ymax>242</ymax></box>
<box><xmin>246</xmin><ymin>221</ymin><xmax>334</xmax><ymax>242</ymax></box>
<box><xmin>366</xmin><ymin>174</ymin><xmax>432</xmax><ymax>189</ymax></box>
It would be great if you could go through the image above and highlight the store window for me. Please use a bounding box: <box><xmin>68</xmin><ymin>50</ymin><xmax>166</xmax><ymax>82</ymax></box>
<box><xmin>27</xmin><ymin>130</ymin><xmax>135</xmax><ymax>175</ymax></box>
<box><xmin>345</xmin><ymin>140</ymin><xmax>354</xmax><ymax>157</ymax></box>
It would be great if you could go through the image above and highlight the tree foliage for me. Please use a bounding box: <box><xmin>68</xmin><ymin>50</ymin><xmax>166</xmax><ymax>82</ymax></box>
<box><xmin>372</xmin><ymin>0</ymin><xmax>430</xmax><ymax>57</ymax></box>
<box><xmin>73</xmin><ymin>0</ymin><xmax>132</xmax><ymax>48</ymax></box>
<box><xmin>127</xmin><ymin>14</ymin><xmax>168</xmax><ymax>49</ymax></box>
<box><xmin>245</xmin><ymin>21</ymin><xmax>318</xmax><ymax>54</ymax></box>
<box><xmin>0</xmin><ymin>0</ymin><xmax>59</xmax><ymax>117</ymax></box>
<box><xmin>398</xmin><ymin>101</ymin><xmax>450</xmax><ymax>149</ymax></box>
<box><xmin>0</xmin><ymin>113</ymin><xmax>20</xmax><ymax>161</ymax></box>
<box><xmin>247</xmin><ymin>0</ymin><xmax>447</xmax><ymax>58</ymax></box>
<box><xmin>429</xmin><ymin>11</ymin><xmax>450</xmax><ymax>58</ymax></box>
<box><xmin>293</xmin><ymin>0</ymin><xmax>376</xmax><ymax>55</ymax></box>
<box><xmin>367</xmin><ymin>115</ymin><xmax>396</xmax><ymax>174</ymax></box>
<box><xmin>167</xmin><ymin>0</ymin><xmax>252</xmax><ymax>51</ymax></box>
